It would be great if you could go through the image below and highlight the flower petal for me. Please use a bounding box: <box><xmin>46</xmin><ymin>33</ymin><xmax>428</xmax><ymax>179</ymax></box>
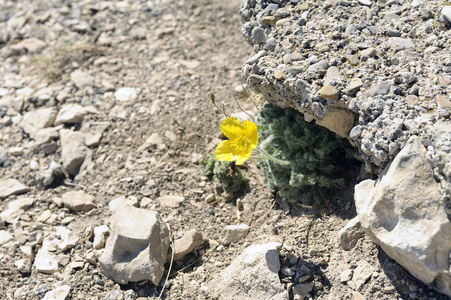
<box><xmin>244</xmin><ymin>120</ymin><xmax>258</xmax><ymax>148</ymax></box>
<box><xmin>215</xmin><ymin>140</ymin><xmax>238</xmax><ymax>162</ymax></box>
<box><xmin>220</xmin><ymin>117</ymin><xmax>245</xmax><ymax>141</ymax></box>
<box><xmin>215</xmin><ymin>140</ymin><xmax>253</xmax><ymax>165</ymax></box>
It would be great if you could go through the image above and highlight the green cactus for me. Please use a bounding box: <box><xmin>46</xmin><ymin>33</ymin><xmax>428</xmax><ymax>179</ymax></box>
<box><xmin>200</xmin><ymin>153</ymin><xmax>248</xmax><ymax>194</ymax></box>
<box><xmin>256</xmin><ymin>103</ymin><xmax>355</xmax><ymax>205</ymax></box>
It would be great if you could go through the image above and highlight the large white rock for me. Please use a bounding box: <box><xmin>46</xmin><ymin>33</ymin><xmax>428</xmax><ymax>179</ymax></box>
<box><xmin>355</xmin><ymin>136</ymin><xmax>451</xmax><ymax>297</ymax></box>
<box><xmin>209</xmin><ymin>242</ymin><xmax>287</xmax><ymax>300</ymax></box>
<box><xmin>61</xmin><ymin>191</ymin><xmax>96</xmax><ymax>212</ymax></box>
<box><xmin>99</xmin><ymin>205</ymin><xmax>169</xmax><ymax>285</ymax></box>
<box><xmin>219</xmin><ymin>224</ymin><xmax>249</xmax><ymax>245</ymax></box>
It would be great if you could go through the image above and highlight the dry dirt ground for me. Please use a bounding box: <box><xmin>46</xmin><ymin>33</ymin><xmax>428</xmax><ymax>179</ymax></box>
<box><xmin>0</xmin><ymin>0</ymin><xmax>449</xmax><ymax>299</ymax></box>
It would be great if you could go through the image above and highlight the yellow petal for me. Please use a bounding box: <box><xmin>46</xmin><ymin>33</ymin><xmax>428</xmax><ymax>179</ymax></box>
<box><xmin>220</xmin><ymin>117</ymin><xmax>245</xmax><ymax>141</ymax></box>
<box><xmin>215</xmin><ymin>140</ymin><xmax>253</xmax><ymax>165</ymax></box>
<box><xmin>244</xmin><ymin>120</ymin><xmax>258</xmax><ymax>148</ymax></box>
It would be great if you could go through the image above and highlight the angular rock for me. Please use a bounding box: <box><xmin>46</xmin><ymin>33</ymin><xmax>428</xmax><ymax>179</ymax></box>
<box><xmin>319</xmin><ymin>85</ymin><xmax>338</xmax><ymax>100</ymax></box>
<box><xmin>54</xmin><ymin>103</ymin><xmax>86</xmax><ymax>125</ymax></box>
<box><xmin>292</xmin><ymin>281</ymin><xmax>314</xmax><ymax>300</ymax></box>
<box><xmin>169</xmin><ymin>229</ymin><xmax>204</xmax><ymax>261</ymax></box>
<box><xmin>60</xmin><ymin>129</ymin><xmax>90</xmax><ymax>176</ymax></box>
<box><xmin>0</xmin><ymin>230</ymin><xmax>14</xmax><ymax>245</ymax></box>
<box><xmin>42</xmin><ymin>285</ymin><xmax>71</xmax><ymax>300</ymax></box>
<box><xmin>15</xmin><ymin>258</ymin><xmax>32</xmax><ymax>273</ymax></box>
<box><xmin>0</xmin><ymin>197</ymin><xmax>35</xmax><ymax>223</ymax></box>
<box><xmin>209</xmin><ymin>242</ymin><xmax>287</xmax><ymax>300</ymax></box>
<box><xmin>19</xmin><ymin>107</ymin><xmax>57</xmax><ymax>135</ymax></box>
<box><xmin>56</xmin><ymin>226</ymin><xmax>79</xmax><ymax>251</ymax></box>
<box><xmin>100</xmin><ymin>205</ymin><xmax>169</xmax><ymax>285</ymax></box>
<box><xmin>338</xmin><ymin>216</ymin><xmax>365</xmax><ymax>251</ymax></box>
<box><xmin>114</xmin><ymin>87</ymin><xmax>137</xmax><ymax>102</ymax></box>
<box><xmin>219</xmin><ymin>224</ymin><xmax>249</xmax><ymax>245</ymax></box>
<box><xmin>355</xmin><ymin>136</ymin><xmax>451</xmax><ymax>297</ymax></box>
<box><xmin>0</xmin><ymin>178</ymin><xmax>29</xmax><ymax>199</ymax></box>
<box><xmin>80</xmin><ymin>122</ymin><xmax>109</xmax><ymax>147</ymax></box>
<box><xmin>17</xmin><ymin>38</ymin><xmax>47</xmax><ymax>53</ymax></box>
<box><xmin>348</xmin><ymin>261</ymin><xmax>374</xmax><ymax>290</ymax></box>
<box><xmin>157</xmin><ymin>195</ymin><xmax>184</xmax><ymax>208</ymax></box>
<box><xmin>93</xmin><ymin>225</ymin><xmax>109</xmax><ymax>250</ymax></box>
<box><xmin>61</xmin><ymin>191</ymin><xmax>96</xmax><ymax>212</ymax></box>
<box><xmin>315</xmin><ymin>108</ymin><xmax>355</xmax><ymax>138</ymax></box>
<box><xmin>70</xmin><ymin>70</ymin><xmax>94</xmax><ymax>89</ymax></box>
<box><xmin>34</xmin><ymin>238</ymin><xmax>61</xmax><ymax>274</ymax></box>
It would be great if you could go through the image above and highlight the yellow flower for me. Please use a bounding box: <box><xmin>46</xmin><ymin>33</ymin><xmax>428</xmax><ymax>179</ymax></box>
<box><xmin>215</xmin><ymin>117</ymin><xmax>258</xmax><ymax>165</ymax></box>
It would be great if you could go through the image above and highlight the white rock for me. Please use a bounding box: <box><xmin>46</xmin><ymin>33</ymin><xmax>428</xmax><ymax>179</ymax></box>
<box><xmin>34</xmin><ymin>239</ymin><xmax>61</xmax><ymax>274</ymax></box>
<box><xmin>54</xmin><ymin>103</ymin><xmax>86</xmax><ymax>125</ymax></box>
<box><xmin>0</xmin><ymin>230</ymin><xmax>14</xmax><ymax>245</ymax></box>
<box><xmin>338</xmin><ymin>216</ymin><xmax>364</xmax><ymax>251</ymax></box>
<box><xmin>56</xmin><ymin>226</ymin><xmax>79</xmax><ymax>251</ymax></box>
<box><xmin>0</xmin><ymin>178</ymin><xmax>29</xmax><ymax>199</ymax></box>
<box><xmin>70</xmin><ymin>69</ymin><xmax>94</xmax><ymax>89</ymax></box>
<box><xmin>114</xmin><ymin>87</ymin><xmax>137</xmax><ymax>102</ymax></box>
<box><xmin>348</xmin><ymin>261</ymin><xmax>374</xmax><ymax>290</ymax></box>
<box><xmin>157</xmin><ymin>195</ymin><xmax>184</xmax><ymax>208</ymax></box>
<box><xmin>99</xmin><ymin>205</ymin><xmax>170</xmax><ymax>285</ymax></box>
<box><xmin>340</xmin><ymin>269</ymin><xmax>354</xmax><ymax>282</ymax></box>
<box><xmin>21</xmin><ymin>107</ymin><xmax>58</xmax><ymax>128</ymax></box>
<box><xmin>411</xmin><ymin>0</ymin><xmax>422</xmax><ymax>7</ymax></box>
<box><xmin>442</xmin><ymin>6</ymin><xmax>451</xmax><ymax>23</ymax></box>
<box><xmin>138</xmin><ymin>132</ymin><xmax>164</xmax><ymax>151</ymax></box>
<box><xmin>209</xmin><ymin>242</ymin><xmax>287</xmax><ymax>300</ymax></box>
<box><xmin>357</xmin><ymin>0</ymin><xmax>372</xmax><ymax>6</ymax></box>
<box><xmin>17</xmin><ymin>38</ymin><xmax>47</xmax><ymax>53</ymax></box>
<box><xmin>60</xmin><ymin>129</ymin><xmax>90</xmax><ymax>176</ymax></box>
<box><xmin>107</xmin><ymin>196</ymin><xmax>138</xmax><ymax>211</ymax></box>
<box><xmin>93</xmin><ymin>225</ymin><xmax>109</xmax><ymax>250</ymax></box>
<box><xmin>42</xmin><ymin>285</ymin><xmax>71</xmax><ymax>300</ymax></box>
<box><xmin>355</xmin><ymin>136</ymin><xmax>451</xmax><ymax>297</ymax></box>
<box><xmin>62</xmin><ymin>191</ymin><xmax>96</xmax><ymax>212</ymax></box>
<box><xmin>0</xmin><ymin>197</ymin><xmax>34</xmax><ymax>222</ymax></box>
<box><xmin>219</xmin><ymin>224</ymin><xmax>249</xmax><ymax>245</ymax></box>
<box><xmin>15</xmin><ymin>258</ymin><xmax>32</xmax><ymax>273</ymax></box>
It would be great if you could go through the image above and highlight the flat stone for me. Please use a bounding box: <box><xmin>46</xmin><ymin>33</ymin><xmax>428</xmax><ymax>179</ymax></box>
<box><xmin>20</xmin><ymin>107</ymin><xmax>57</xmax><ymax>129</ymax></box>
<box><xmin>18</xmin><ymin>38</ymin><xmax>47</xmax><ymax>53</ymax></box>
<box><xmin>274</xmin><ymin>69</ymin><xmax>286</xmax><ymax>80</ymax></box>
<box><xmin>0</xmin><ymin>197</ymin><xmax>35</xmax><ymax>222</ymax></box>
<box><xmin>70</xmin><ymin>70</ymin><xmax>95</xmax><ymax>89</ymax></box>
<box><xmin>0</xmin><ymin>178</ymin><xmax>29</xmax><ymax>199</ymax></box>
<box><xmin>100</xmin><ymin>205</ymin><xmax>169</xmax><ymax>285</ymax></box>
<box><xmin>346</xmin><ymin>78</ymin><xmax>363</xmax><ymax>94</ymax></box>
<box><xmin>0</xmin><ymin>230</ymin><xmax>14</xmax><ymax>245</ymax></box>
<box><xmin>262</xmin><ymin>16</ymin><xmax>276</xmax><ymax>25</ymax></box>
<box><xmin>338</xmin><ymin>216</ymin><xmax>365</xmax><ymax>250</ymax></box>
<box><xmin>373</xmin><ymin>83</ymin><xmax>390</xmax><ymax>95</ymax></box>
<box><xmin>93</xmin><ymin>225</ymin><xmax>109</xmax><ymax>250</ymax></box>
<box><xmin>349</xmin><ymin>55</ymin><xmax>359</xmax><ymax>66</ymax></box>
<box><xmin>245</xmin><ymin>50</ymin><xmax>266</xmax><ymax>65</ymax></box>
<box><xmin>54</xmin><ymin>103</ymin><xmax>86</xmax><ymax>125</ymax></box>
<box><xmin>316</xmin><ymin>108</ymin><xmax>355</xmax><ymax>138</ymax></box>
<box><xmin>324</xmin><ymin>66</ymin><xmax>341</xmax><ymax>85</ymax></box>
<box><xmin>157</xmin><ymin>195</ymin><xmax>184</xmax><ymax>208</ymax></box>
<box><xmin>292</xmin><ymin>281</ymin><xmax>314</xmax><ymax>300</ymax></box>
<box><xmin>42</xmin><ymin>285</ymin><xmax>71</xmax><ymax>300</ymax></box>
<box><xmin>114</xmin><ymin>87</ymin><xmax>138</xmax><ymax>102</ymax></box>
<box><xmin>360</xmin><ymin>47</ymin><xmax>376</xmax><ymax>58</ymax></box>
<box><xmin>209</xmin><ymin>242</ymin><xmax>287</xmax><ymax>300</ymax></box>
<box><xmin>319</xmin><ymin>85</ymin><xmax>338</xmax><ymax>100</ymax></box>
<box><xmin>34</xmin><ymin>239</ymin><xmax>61</xmax><ymax>274</ymax></box>
<box><xmin>358</xmin><ymin>0</ymin><xmax>372</xmax><ymax>6</ymax></box>
<box><xmin>220</xmin><ymin>224</ymin><xmax>249</xmax><ymax>245</ymax></box>
<box><xmin>56</xmin><ymin>226</ymin><xmax>79</xmax><ymax>251</ymax></box>
<box><xmin>386</xmin><ymin>37</ymin><xmax>415</xmax><ymax>49</ymax></box>
<box><xmin>170</xmin><ymin>229</ymin><xmax>204</xmax><ymax>261</ymax></box>
<box><xmin>340</xmin><ymin>269</ymin><xmax>354</xmax><ymax>282</ymax></box>
<box><xmin>349</xmin><ymin>261</ymin><xmax>374</xmax><ymax>290</ymax></box>
<box><xmin>61</xmin><ymin>190</ymin><xmax>96</xmax><ymax>212</ymax></box>
<box><xmin>436</xmin><ymin>94</ymin><xmax>451</xmax><ymax>108</ymax></box>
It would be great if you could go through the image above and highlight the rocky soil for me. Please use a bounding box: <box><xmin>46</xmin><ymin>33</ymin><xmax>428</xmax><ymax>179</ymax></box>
<box><xmin>0</xmin><ymin>0</ymin><xmax>449</xmax><ymax>300</ymax></box>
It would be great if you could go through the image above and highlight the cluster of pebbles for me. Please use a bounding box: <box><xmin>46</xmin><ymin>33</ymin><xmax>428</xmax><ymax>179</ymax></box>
<box><xmin>238</xmin><ymin>0</ymin><xmax>451</xmax><ymax>204</ymax></box>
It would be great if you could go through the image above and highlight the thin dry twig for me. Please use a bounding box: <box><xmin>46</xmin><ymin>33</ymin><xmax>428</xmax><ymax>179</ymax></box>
<box><xmin>233</xmin><ymin>95</ymin><xmax>254</xmax><ymax>122</ymax></box>
<box><xmin>210</xmin><ymin>93</ymin><xmax>229</xmax><ymax>118</ymax></box>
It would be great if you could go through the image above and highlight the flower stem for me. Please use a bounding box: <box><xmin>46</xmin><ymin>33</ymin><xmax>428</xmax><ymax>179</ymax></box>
<box><xmin>256</xmin><ymin>146</ymin><xmax>290</xmax><ymax>165</ymax></box>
